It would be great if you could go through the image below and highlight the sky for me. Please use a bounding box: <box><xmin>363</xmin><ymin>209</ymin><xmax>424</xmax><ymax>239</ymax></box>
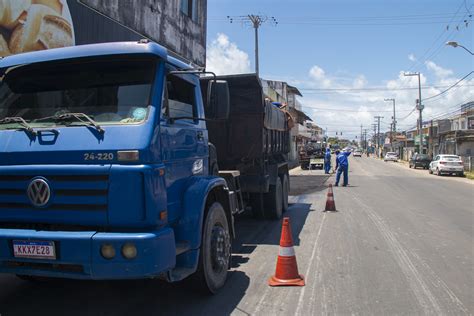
<box><xmin>205</xmin><ymin>0</ymin><xmax>473</xmax><ymax>140</ymax></box>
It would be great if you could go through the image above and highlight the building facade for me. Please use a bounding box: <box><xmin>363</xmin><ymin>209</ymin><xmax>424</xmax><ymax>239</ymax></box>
<box><xmin>395</xmin><ymin>101</ymin><xmax>474</xmax><ymax>162</ymax></box>
<box><xmin>261</xmin><ymin>80</ymin><xmax>312</xmax><ymax>163</ymax></box>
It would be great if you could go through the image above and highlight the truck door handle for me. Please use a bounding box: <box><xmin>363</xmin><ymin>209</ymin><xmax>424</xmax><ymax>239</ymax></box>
<box><xmin>197</xmin><ymin>131</ymin><xmax>204</xmax><ymax>141</ymax></box>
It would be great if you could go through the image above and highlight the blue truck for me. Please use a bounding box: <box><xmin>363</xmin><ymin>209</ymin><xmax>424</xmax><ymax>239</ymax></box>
<box><xmin>0</xmin><ymin>41</ymin><xmax>290</xmax><ymax>293</ymax></box>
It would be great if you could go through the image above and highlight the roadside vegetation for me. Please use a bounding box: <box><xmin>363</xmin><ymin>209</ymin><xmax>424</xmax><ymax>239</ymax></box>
<box><xmin>464</xmin><ymin>172</ymin><xmax>474</xmax><ymax>180</ymax></box>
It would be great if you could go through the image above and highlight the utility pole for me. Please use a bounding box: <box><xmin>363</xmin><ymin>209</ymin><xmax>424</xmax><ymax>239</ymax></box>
<box><xmin>360</xmin><ymin>124</ymin><xmax>363</xmax><ymax>148</ymax></box>
<box><xmin>249</xmin><ymin>15</ymin><xmax>262</xmax><ymax>76</ymax></box>
<box><xmin>371</xmin><ymin>123</ymin><xmax>377</xmax><ymax>153</ymax></box>
<box><xmin>374</xmin><ymin>116</ymin><xmax>384</xmax><ymax>158</ymax></box>
<box><xmin>404</xmin><ymin>72</ymin><xmax>424</xmax><ymax>153</ymax></box>
<box><xmin>228</xmin><ymin>15</ymin><xmax>278</xmax><ymax>77</ymax></box>
<box><xmin>363</xmin><ymin>129</ymin><xmax>368</xmax><ymax>152</ymax></box>
<box><xmin>384</xmin><ymin>98</ymin><xmax>396</xmax><ymax>133</ymax></box>
<box><xmin>390</xmin><ymin>123</ymin><xmax>393</xmax><ymax>151</ymax></box>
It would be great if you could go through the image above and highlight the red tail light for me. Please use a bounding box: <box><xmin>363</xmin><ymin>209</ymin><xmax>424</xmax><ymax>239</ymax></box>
<box><xmin>439</xmin><ymin>161</ymin><xmax>446</xmax><ymax>165</ymax></box>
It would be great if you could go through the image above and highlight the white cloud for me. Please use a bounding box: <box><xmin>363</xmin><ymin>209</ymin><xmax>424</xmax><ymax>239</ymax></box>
<box><xmin>425</xmin><ymin>61</ymin><xmax>453</xmax><ymax>78</ymax></box>
<box><xmin>408</xmin><ymin>54</ymin><xmax>416</xmax><ymax>62</ymax></box>
<box><xmin>286</xmin><ymin>66</ymin><xmax>474</xmax><ymax>140</ymax></box>
<box><xmin>206</xmin><ymin>33</ymin><xmax>251</xmax><ymax>75</ymax></box>
<box><xmin>353</xmin><ymin>75</ymin><xmax>367</xmax><ymax>89</ymax></box>
<box><xmin>309</xmin><ymin>65</ymin><xmax>325</xmax><ymax>80</ymax></box>
<box><xmin>308</xmin><ymin>65</ymin><xmax>331</xmax><ymax>88</ymax></box>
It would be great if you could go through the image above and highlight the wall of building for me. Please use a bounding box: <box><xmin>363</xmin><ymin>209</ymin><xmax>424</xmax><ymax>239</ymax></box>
<box><xmin>79</xmin><ymin>0</ymin><xmax>207</xmax><ymax>66</ymax></box>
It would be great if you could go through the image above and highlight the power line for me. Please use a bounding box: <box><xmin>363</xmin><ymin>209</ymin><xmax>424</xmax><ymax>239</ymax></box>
<box><xmin>408</xmin><ymin>0</ymin><xmax>471</xmax><ymax>72</ymax></box>
<box><xmin>211</xmin><ymin>13</ymin><xmax>468</xmax><ymax>26</ymax></box>
<box><xmin>298</xmin><ymin>84</ymin><xmax>474</xmax><ymax>92</ymax></box>
<box><xmin>406</xmin><ymin>1</ymin><xmax>468</xmax><ymax>73</ymax></box>
<box><xmin>397</xmin><ymin>106</ymin><xmax>418</xmax><ymax>122</ymax></box>
<box><xmin>425</xmin><ymin>99</ymin><xmax>472</xmax><ymax>120</ymax></box>
<box><xmin>299</xmin><ymin>105</ymin><xmax>413</xmax><ymax>113</ymax></box>
<box><xmin>398</xmin><ymin>99</ymin><xmax>472</xmax><ymax>132</ymax></box>
<box><xmin>418</xmin><ymin>12</ymin><xmax>472</xmax><ymax>67</ymax></box>
<box><xmin>422</xmin><ymin>71</ymin><xmax>474</xmax><ymax>101</ymax></box>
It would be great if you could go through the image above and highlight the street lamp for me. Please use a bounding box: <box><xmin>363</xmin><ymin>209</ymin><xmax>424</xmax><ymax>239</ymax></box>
<box><xmin>404</xmin><ymin>72</ymin><xmax>424</xmax><ymax>154</ymax></box>
<box><xmin>446</xmin><ymin>41</ymin><xmax>474</xmax><ymax>55</ymax></box>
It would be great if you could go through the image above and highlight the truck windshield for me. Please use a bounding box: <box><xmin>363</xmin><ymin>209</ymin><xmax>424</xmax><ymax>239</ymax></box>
<box><xmin>0</xmin><ymin>57</ymin><xmax>156</xmax><ymax>129</ymax></box>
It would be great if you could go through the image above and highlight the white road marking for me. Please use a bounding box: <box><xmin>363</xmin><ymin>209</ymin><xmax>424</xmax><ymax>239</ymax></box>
<box><xmin>410</xmin><ymin>250</ymin><xmax>470</xmax><ymax>314</ymax></box>
<box><xmin>352</xmin><ymin>194</ymin><xmax>443</xmax><ymax>315</ymax></box>
<box><xmin>295</xmin><ymin>212</ymin><xmax>327</xmax><ymax>316</ymax></box>
<box><xmin>253</xmin><ymin>193</ymin><xmax>315</xmax><ymax>315</ymax></box>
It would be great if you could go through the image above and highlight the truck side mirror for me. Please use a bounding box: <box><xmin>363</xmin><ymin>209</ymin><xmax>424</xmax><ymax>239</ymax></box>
<box><xmin>207</xmin><ymin>80</ymin><xmax>230</xmax><ymax>120</ymax></box>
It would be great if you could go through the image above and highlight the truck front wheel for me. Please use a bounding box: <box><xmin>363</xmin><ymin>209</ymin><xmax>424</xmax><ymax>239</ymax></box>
<box><xmin>264</xmin><ymin>178</ymin><xmax>283</xmax><ymax>219</ymax></box>
<box><xmin>194</xmin><ymin>202</ymin><xmax>231</xmax><ymax>294</ymax></box>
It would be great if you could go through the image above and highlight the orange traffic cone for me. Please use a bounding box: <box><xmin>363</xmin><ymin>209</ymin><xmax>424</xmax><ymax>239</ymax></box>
<box><xmin>324</xmin><ymin>184</ymin><xmax>337</xmax><ymax>212</ymax></box>
<box><xmin>268</xmin><ymin>217</ymin><xmax>305</xmax><ymax>287</ymax></box>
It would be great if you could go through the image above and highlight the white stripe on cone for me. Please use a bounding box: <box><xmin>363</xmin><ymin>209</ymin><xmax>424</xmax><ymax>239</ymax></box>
<box><xmin>279</xmin><ymin>246</ymin><xmax>296</xmax><ymax>257</ymax></box>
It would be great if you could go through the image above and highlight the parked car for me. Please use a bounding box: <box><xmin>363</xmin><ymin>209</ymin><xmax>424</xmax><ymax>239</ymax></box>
<box><xmin>409</xmin><ymin>153</ymin><xmax>431</xmax><ymax>169</ymax></box>
<box><xmin>353</xmin><ymin>150</ymin><xmax>363</xmax><ymax>157</ymax></box>
<box><xmin>384</xmin><ymin>152</ymin><xmax>398</xmax><ymax>162</ymax></box>
<box><xmin>429</xmin><ymin>155</ymin><xmax>464</xmax><ymax>176</ymax></box>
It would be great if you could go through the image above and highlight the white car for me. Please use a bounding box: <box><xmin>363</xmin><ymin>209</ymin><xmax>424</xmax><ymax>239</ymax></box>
<box><xmin>353</xmin><ymin>150</ymin><xmax>362</xmax><ymax>157</ymax></box>
<box><xmin>429</xmin><ymin>155</ymin><xmax>464</xmax><ymax>176</ymax></box>
<box><xmin>384</xmin><ymin>152</ymin><xmax>398</xmax><ymax>162</ymax></box>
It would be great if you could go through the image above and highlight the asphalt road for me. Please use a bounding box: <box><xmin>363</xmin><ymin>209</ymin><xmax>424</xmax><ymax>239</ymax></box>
<box><xmin>0</xmin><ymin>157</ymin><xmax>473</xmax><ymax>315</ymax></box>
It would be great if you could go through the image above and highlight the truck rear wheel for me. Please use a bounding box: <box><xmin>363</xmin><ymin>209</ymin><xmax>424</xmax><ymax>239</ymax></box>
<box><xmin>281</xmin><ymin>174</ymin><xmax>289</xmax><ymax>213</ymax></box>
<box><xmin>193</xmin><ymin>202</ymin><xmax>231</xmax><ymax>294</ymax></box>
<box><xmin>264</xmin><ymin>178</ymin><xmax>283</xmax><ymax>219</ymax></box>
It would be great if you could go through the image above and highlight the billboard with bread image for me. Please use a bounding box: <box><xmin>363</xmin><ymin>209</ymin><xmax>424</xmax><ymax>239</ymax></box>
<box><xmin>0</xmin><ymin>0</ymin><xmax>75</xmax><ymax>57</ymax></box>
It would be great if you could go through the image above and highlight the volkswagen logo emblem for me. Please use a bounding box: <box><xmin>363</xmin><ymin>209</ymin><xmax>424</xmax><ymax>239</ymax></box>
<box><xmin>27</xmin><ymin>178</ymin><xmax>51</xmax><ymax>207</ymax></box>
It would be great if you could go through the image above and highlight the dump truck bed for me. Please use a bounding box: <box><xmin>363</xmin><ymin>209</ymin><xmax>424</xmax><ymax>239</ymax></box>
<box><xmin>201</xmin><ymin>74</ymin><xmax>289</xmax><ymax>171</ymax></box>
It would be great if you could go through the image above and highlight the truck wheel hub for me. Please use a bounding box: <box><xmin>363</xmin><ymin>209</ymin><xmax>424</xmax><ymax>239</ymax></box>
<box><xmin>210</xmin><ymin>226</ymin><xmax>230</xmax><ymax>272</ymax></box>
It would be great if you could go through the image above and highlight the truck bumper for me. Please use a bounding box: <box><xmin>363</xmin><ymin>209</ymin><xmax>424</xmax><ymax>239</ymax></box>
<box><xmin>0</xmin><ymin>228</ymin><xmax>176</xmax><ymax>280</ymax></box>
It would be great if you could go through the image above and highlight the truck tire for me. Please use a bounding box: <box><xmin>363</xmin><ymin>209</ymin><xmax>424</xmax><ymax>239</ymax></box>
<box><xmin>264</xmin><ymin>178</ymin><xmax>283</xmax><ymax>220</ymax></box>
<box><xmin>193</xmin><ymin>202</ymin><xmax>231</xmax><ymax>294</ymax></box>
<box><xmin>281</xmin><ymin>174</ymin><xmax>289</xmax><ymax>213</ymax></box>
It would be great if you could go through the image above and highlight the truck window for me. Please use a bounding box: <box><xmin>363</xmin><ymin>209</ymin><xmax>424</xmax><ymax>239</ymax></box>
<box><xmin>164</xmin><ymin>75</ymin><xmax>197</xmax><ymax>123</ymax></box>
<box><xmin>0</xmin><ymin>57</ymin><xmax>156</xmax><ymax>127</ymax></box>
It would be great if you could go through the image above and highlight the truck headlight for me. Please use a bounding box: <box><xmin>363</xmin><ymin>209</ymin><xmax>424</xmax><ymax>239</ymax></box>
<box><xmin>101</xmin><ymin>244</ymin><xmax>116</xmax><ymax>259</ymax></box>
<box><xmin>121</xmin><ymin>243</ymin><xmax>137</xmax><ymax>259</ymax></box>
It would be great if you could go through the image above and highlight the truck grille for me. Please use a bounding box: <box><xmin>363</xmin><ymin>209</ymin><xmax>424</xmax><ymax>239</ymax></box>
<box><xmin>0</xmin><ymin>175</ymin><xmax>109</xmax><ymax>212</ymax></box>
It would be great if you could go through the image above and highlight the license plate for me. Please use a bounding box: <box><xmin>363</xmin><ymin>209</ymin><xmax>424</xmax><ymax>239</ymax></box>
<box><xmin>310</xmin><ymin>159</ymin><xmax>322</xmax><ymax>164</ymax></box>
<box><xmin>13</xmin><ymin>240</ymin><xmax>56</xmax><ymax>260</ymax></box>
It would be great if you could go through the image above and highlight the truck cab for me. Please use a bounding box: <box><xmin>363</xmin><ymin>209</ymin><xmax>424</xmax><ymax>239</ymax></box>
<box><xmin>0</xmin><ymin>41</ymin><xmax>233</xmax><ymax>293</ymax></box>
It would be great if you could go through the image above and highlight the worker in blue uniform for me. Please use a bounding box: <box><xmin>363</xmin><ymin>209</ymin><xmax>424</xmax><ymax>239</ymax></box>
<box><xmin>324</xmin><ymin>148</ymin><xmax>332</xmax><ymax>174</ymax></box>
<box><xmin>335</xmin><ymin>150</ymin><xmax>351</xmax><ymax>186</ymax></box>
